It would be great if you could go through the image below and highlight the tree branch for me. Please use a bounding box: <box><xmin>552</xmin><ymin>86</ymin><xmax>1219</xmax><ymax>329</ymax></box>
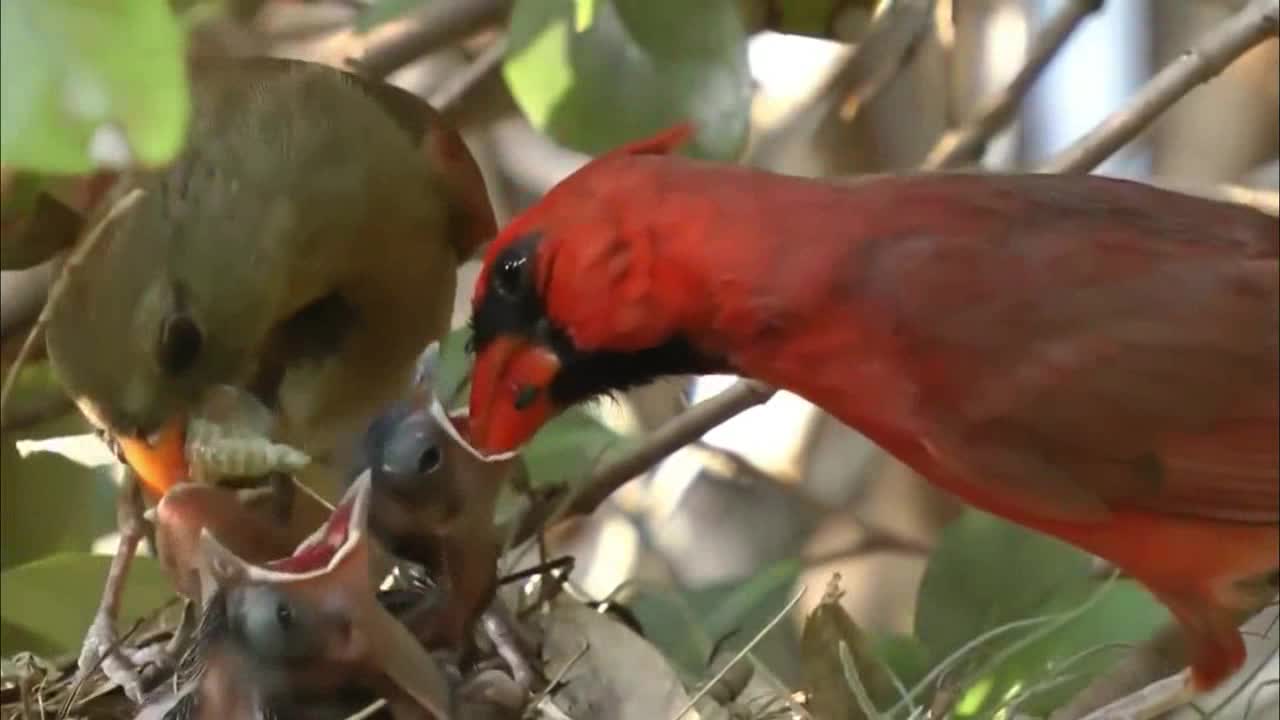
<box><xmin>1042</xmin><ymin>0</ymin><xmax>1279</xmax><ymax>175</ymax></box>
<box><xmin>431</xmin><ymin>35</ymin><xmax>508</xmax><ymax>120</ymax></box>
<box><xmin>509</xmin><ymin>381</ymin><xmax>776</xmax><ymax>546</ymax></box>
<box><xmin>922</xmin><ymin>0</ymin><xmax>1103</xmax><ymax>170</ymax></box>
<box><xmin>351</xmin><ymin>0</ymin><xmax>512</xmax><ymax>80</ymax></box>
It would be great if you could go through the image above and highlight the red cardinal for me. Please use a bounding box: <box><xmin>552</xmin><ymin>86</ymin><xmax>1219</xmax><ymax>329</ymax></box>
<box><xmin>464</xmin><ymin>125</ymin><xmax>1279</xmax><ymax>693</ymax></box>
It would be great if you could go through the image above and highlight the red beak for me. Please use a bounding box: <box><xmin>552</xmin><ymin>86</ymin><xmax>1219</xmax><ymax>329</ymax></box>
<box><xmin>117</xmin><ymin>416</ymin><xmax>189</xmax><ymax>498</ymax></box>
<box><xmin>468</xmin><ymin>334</ymin><xmax>562</xmax><ymax>454</ymax></box>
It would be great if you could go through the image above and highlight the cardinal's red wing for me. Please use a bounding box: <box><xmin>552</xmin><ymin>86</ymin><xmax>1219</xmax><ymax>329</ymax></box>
<box><xmin>864</xmin><ymin>177</ymin><xmax>1280</xmax><ymax>525</ymax></box>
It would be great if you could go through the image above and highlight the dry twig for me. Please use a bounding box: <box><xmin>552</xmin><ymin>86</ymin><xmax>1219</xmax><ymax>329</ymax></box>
<box><xmin>922</xmin><ymin>0</ymin><xmax>1104</xmax><ymax>169</ymax></box>
<box><xmin>0</xmin><ymin>189</ymin><xmax>144</xmax><ymax>423</ymax></box>
<box><xmin>352</xmin><ymin>0</ymin><xmax>512</xmax><ymax>80</ymax></box>
<box><xmin>431</xmin><ymin>35</ymin><xmax>508</xmax><ymax>119</ymax></box>
<box><xmin>509</xmin><ymin>381</ymin><xmax>775</xmax><ymax>547</ymax></box>
<box><xmin>1043</xmin><ymin>0</ymin><xmax>1280</xmax><ymax>175</ymax></box>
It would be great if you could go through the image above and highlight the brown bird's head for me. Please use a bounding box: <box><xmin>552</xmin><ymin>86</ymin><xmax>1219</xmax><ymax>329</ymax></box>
<box><xmin>45</xmin><ymin>58</ymin><xmax>495</xmax><ymax>496</ymax></box>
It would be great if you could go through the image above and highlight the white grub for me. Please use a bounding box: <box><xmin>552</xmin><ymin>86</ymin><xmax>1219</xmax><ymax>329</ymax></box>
<box><xmin>185</xmin><ymin>417</ymin><xmax>310</xmax><ymax>481</ymax></box>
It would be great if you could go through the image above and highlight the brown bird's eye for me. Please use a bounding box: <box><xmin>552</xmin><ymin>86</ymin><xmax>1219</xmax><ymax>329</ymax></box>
<box><xmin>493</xmin><ymin>252</ymin><xmax>529</xmax><ymax>299</ymax></box>
<box><xmin>158</xmin><ymin>314</ymin><xmax>203</xmax><ymax>375</ymax></box>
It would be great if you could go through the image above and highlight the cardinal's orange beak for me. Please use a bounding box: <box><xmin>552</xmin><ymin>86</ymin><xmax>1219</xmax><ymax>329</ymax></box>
<box><xmin>116</xmin><ymin>417</ymin><xmax>189</xmax><ymax>497</ymax></box>
<box><xmin>468</xmin><ymin>335</ymin><xmax>562</xmax><ymax>454</ymax></box>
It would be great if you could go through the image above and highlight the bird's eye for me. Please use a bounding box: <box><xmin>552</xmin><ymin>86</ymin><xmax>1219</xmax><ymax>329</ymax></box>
<box><xmin>493</xmin><ymin>251</ymin><xmax>529</xmax><ymax>299</ymax></box>
<box><xmin>381</xmin><ymin>411</ymin><xmax>444</xmax><ymax>482</ymax></box>
<box><xmin>235</xmin><ymin>585</ymin><xmax>319</xmax><ymax>661</ymax></box>
<box><xmin>417</xmin><ymin>444</ymin><xmax>443</xmax><ymax>475</ymax></box>
<box><xmin>157</xmin><ymin>314</ymin><xmax>203</xmax><ymax>375</ymax></box>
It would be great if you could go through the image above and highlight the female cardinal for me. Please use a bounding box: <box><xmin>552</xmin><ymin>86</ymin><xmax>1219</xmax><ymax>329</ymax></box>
<box><xmin>464</xmin><ymin>125</ymin><xmax>1279</xmax><ymax>696</ymax></box>
<box><xmin>42</xmin><ymin>56</ymin><xmax>493</xmax><ymax>697</ymax></box>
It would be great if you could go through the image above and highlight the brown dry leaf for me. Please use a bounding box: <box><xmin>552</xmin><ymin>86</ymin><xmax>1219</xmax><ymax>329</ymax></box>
<box><xmin>799</xmin><ymin>575</ymin><xmax>897</xmax><ymax>720</ymax></box>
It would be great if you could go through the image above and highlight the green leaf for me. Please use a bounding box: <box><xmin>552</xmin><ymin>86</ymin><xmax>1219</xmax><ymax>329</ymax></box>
<box><xmin>1</xmin><ymin>0</ymin><xmax>189</xmax><ymax>173</ymax></box>
<box><xmin>356</xmin><ymin>0</ymin><xmax>429</xmax><ymax>32</ymax></box>
<box><xmin>914</xmin><ymin>510</ymin><xmax>1093</xmax><ymax>665</ymax></box>
<box><xmin>2</xmin><ymin>410</ymin><xmax>118</xmax><ymax>571</ymax></box>
<box><xmin>520</xmin><ymin>405</ymin><xmax>625</xmax><ymax>490</ymax></box>
<box><xmin>493</xmin><ymin>405</ymin><xmax>629</xmax><ymax>525</ymax></box>
<box><xmin>434</xmin><ymin>326</ymin><xmax>473</xmax><ymax>410</ymax></box>
<box><xmin>954</xmin><ymin>579</ymin><xmax>1168</xmax><ymax>718</ymax></box>
<box><xmin>871</xmin><ymin>632</ymin><xmax>930</xmax><ymax>694</ymax></box>
<box><xmin>626</xmin><ymin>558</ymin><xmax>802</xmax><ymax>678</ymax></box>
<box><xmin>914</xmin><ymin>512</ymin><xmax>1169</xmax><ymax>718</ymax></box>
<box><xmin>573</xmin><ymin>0</ymin><xmax>598</xmax><ymax>31</ymax></box>
<box><xmin>0</xmin><ymin>553</ymin><xmax>175</xmax><ymax>656</ymax></box>
<box><xmin>504</xmin><ymin>0</ymin><xmax>752</xmax><ymax>161</ymax></box>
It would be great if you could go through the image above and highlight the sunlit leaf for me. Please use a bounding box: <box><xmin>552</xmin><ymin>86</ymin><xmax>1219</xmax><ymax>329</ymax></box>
<box><xmin>958</xmin><ymin>580</ymin><xmax>1168</xmax><ymax>717</ymax></box>
<box><xmin>0</xmin><ymin>553</ymin><xmax>174</xmax><ymax>656</ymax></box>
<box><xmin>15</xmin><ymin>433</ymin><xmax>116</xmax><ymax>469</ymax></box>
<box><xmin>504</xmin><ymin>0</ymin><xmax>752</xmax><ymax>160</ymax></box>
<box><xmin>573</xmin><ymin>0</ymin><xmax>599</xmax><ymax>31</ymax></box>
<box><xmin>1</xmin><ymin>0</ymin><xmax>189</xmax><ymax>172</ymax></box>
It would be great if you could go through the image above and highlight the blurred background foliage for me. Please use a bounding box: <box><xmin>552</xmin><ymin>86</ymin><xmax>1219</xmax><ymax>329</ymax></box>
<box><xmin>1</xmin><ymin>0</ymin><xmax>1277</xmax><ymax>717</ymax></box>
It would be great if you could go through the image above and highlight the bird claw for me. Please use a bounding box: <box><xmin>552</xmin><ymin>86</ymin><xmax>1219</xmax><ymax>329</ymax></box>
<box><xmin>75</xmin><ymin>613</ymin><xmax>172</xmax><ymax>704</ymax></box>
<box><xmin>75</xmin><ymin>613</ymin><xmax>141</xmax><ymax>702</ymax></box>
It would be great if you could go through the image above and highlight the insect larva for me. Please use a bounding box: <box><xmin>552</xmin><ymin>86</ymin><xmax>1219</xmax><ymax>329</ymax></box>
<box><xmin>185</xmin><ymin>418</ymin><xmax>311</xmax><ymax>481</ymax></box>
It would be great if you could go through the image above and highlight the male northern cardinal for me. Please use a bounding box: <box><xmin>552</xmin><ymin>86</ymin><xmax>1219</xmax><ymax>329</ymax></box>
<box><xmin>464</xmin><ymin>125</ymin><xmax>1279</xmax><ymax>696</ymax></box>
<box><xmin>42</xmin><ymin>56</ymin><xmax>493</xmax><ymax>697</ymax></box>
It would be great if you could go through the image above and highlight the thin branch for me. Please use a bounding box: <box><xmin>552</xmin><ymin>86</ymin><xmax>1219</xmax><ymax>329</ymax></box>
<box><xmin>0</xmin><ymin>189</ymin><xmax>144</xmax><ymax>422</ymax></box>
<box><xmin>829</xmin><ymin>0</ymin><xmax>936</xmax><ymax>122</ymax></box>
<box><xmin>509</xmin><ymin>381</ymin><xmax>775</xmax><ymax>546</ymax></box>
<box><xmin>1042</xmin><ymin>0</ymin><xmax>1280</xmax><ymax>175</ymax></box>
<box><xmin>922</xmin><ymin>0</ymin><xmax>1103</xmax><ymax>170</ymax></box>
<box><xmin>351</xmin><ymin>0</ymin><xmax>512</xmax><ymax>80</ymax></box>
<box><xmin>431</xmin><ymin>35</ymin><xmax>508</xmax><ymax>119</ymax></box>
<box><xmin>745</xmin><ymin>0</ymin><xmax>935</xmax><ymax>168</ymax></box>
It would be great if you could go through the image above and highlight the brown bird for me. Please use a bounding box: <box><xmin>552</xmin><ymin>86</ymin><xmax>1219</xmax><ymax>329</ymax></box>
<box><xmin>42</xmin><ymin>55</ymin><xmax>494</xmax><ymax>699</ymax></box>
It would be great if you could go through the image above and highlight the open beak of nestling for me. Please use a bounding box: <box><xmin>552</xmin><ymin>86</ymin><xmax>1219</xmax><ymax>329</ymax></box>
<box><xmin>197</xmin><ymin>474</ymin><xmax>455</xmax><ymax>718</ymax></box>
<box><xmin>116</xmin><ymin>416</ymin><xmax>189</xmax><ymax>497</ymax></box>
<box><xmin>467</xmin><ymin>335</ymin><xmax>563</xmax><ymax>455</ymax></box>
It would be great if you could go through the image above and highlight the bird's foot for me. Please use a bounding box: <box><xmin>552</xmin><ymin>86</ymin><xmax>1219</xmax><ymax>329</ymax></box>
<box><xmin>74</xmin><ymin>611</ymin><xmax>170</xmax><ymax>704</ymax></box>
<box><xmin>1080</xmin><ymin>670</ymin><xmax>1194</xmax><ymax>720</ymax></box>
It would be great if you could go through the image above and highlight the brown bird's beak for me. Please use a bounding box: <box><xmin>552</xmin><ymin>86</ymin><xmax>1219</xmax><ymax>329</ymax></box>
<box><xmin>117</xmin><ymin>416</ymin><xmax>189</xmax><ymax>497</ymax></box>
<box><xmin>468</xmin><ymin>334</ymin><xmax>562</xmax><ymax>455</ymax></box>
<box><xmin>198</xmin><ymin>474</ymin><xmax>455</xmax><ymax>718</ymax></box>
